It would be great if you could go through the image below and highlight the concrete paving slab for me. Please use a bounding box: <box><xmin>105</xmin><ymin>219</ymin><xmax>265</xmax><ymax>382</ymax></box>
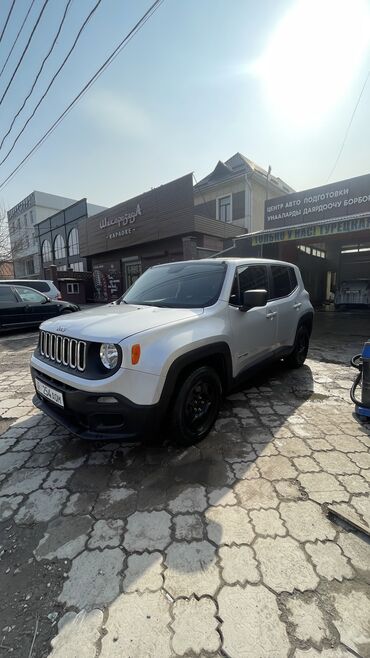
<box><xmin>100</xmin><ymin>591</ymin><xmax>171</xmax><ymax>658</ymax></box>
<box><xmin>164</xmin><ymin>541</ymin><xmax>220</xmax><ymax>597</ymax></box>
<box><xmin>122</xmin><ymin>551</ymin><xmax>163</xmax><ymax>593</ymax></box>
<box><xmin>254</xmin><ymin>536</ymin><xmax>320</xmax><ymax>593</ymax></box>
<box><xmin>218</xmin><ymin>584</ymin><xmax>290</xmax><ymax>658</ymax></box>
<box><xmin>171</xmin><ymin>596</ymin><xmax>220</xmax><ymax>655</ymax></box>
<box><xmin>218</xmin><ymin>545</ymin><xmax>259</xmax><ymax>585</ymax></box>
<box><xmin>48</xmin><ymin>609</ymin><xmax>103</xmax><ymax>658</ymax></box>
<box><xmin>59</xmin><ymin>548</ymin><xmax>124</xmax><ymax>609</ymax></box>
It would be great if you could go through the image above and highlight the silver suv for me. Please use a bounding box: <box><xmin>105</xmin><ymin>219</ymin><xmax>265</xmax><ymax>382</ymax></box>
<box><xmin>31</xmin><ymin>258</ymin><xmax>314</xmax><ymax>445</ymax></box>
<box><xmin>0</xmin><ymin>279</ymin><xmax>61</xmax><ymax>300</ymax></box>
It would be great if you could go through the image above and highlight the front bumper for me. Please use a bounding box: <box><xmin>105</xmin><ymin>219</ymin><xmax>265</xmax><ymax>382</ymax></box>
<box><xmin>31</xmin><ymin>367</ymin><xmax>160</xmax><ymax>442</ymax></box>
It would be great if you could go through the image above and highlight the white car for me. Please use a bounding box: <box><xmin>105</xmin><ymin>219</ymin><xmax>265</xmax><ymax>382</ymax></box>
<box><xmin>0</xmin><ymin>279</ymin><xmax>62</xmax><ymax>300</ymax></box>
<box><xmin>334</xmin><ymin>279</ymin><xmax>370</xmax><ymax>309</ymax></box>
<box><xmin>30</xmin><ymin>258</ymin><xmax>314</xmax><ymax>445</ymax></box>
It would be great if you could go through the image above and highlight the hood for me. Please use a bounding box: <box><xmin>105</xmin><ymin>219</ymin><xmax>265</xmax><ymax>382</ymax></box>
<box><xmin>40</xmin><ymin>304</ymin><xmax>204</xmax><ymax>343</ymax></box>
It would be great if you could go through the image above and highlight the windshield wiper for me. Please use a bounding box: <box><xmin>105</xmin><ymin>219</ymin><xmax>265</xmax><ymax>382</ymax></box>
<box><xmin>126</xmin><ymin>301</ymin><xmax>170</xmax><ymax>308</ymax></box>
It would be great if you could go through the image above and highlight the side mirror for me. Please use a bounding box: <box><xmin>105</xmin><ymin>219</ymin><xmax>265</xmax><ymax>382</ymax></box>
<box><xmin>239</xmin><ymin>289</ymin><xmax>268</xmax><ymax>312</ymax></box>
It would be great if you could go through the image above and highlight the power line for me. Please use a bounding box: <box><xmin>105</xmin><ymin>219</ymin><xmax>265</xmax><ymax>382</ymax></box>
<box><xmin>0</xmin><ymin>0</ymin><xmax>72</xmax><ymax>151</ymax></box>
<box><xmin>0</xmin><ymin>0</ymin><xmax>49</xmax><ymax>106</ymax></box>
<box><xmin>327</xmin><ymin>69</ymin><xmax>370</xmax><ymax>182</ymax></box>
<box><xmin>0</xmin><ymin>0</ymin><xmax>16</xmax><ymax>45</ymax></box>
<box><xmin>0</xmin><ymin>0</ymin><xmax>103</xmax><ymax>165</ymax></box>
<box><xmin>0</xmin><ymin>0</ymin><xmax>165</xmax><ymax>191</ymax></box>
<box><xmin>0</xmin><ymin>0</ymin><xmax>36</xmax><ymax>79</ymax></box>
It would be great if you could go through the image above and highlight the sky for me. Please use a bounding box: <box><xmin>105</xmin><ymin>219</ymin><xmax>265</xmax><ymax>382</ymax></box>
<box><xmin>0</xmin><ymin>0</ymin><xmax>369</xmax><ymax>212</ymax></box>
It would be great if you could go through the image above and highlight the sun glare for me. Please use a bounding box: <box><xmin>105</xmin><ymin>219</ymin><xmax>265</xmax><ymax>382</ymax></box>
<box><xmin>252</xmin><ymin>0</ymin><xmax>370</xmax><ymax>129</ymax></box>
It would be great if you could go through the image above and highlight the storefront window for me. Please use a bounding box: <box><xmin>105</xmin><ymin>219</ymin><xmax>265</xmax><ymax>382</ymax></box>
<box><xmin>68</xmin><ymin>228</ymin><xmax>79</xmax><ymax>256</ymax></box>
<box><xmin>54</xmin><ymin>234</ymin><xmax>66</xmax><ymax>259</ymax></box>
<box><xmin>42</xmin><ymin>239</ymin><xmax>52</xmax><ymax>262</ymax></box>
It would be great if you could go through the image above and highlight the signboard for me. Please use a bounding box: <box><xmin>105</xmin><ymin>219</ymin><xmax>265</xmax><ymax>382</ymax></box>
<box><xmin>253</xmin><ymin>216</ymin><xmax>370</xmax><ymax>246</ymax></box>
<box><xmin>79</xmin><ymin>174</ymin><xmax>194</xmax><ymax>257</ymax></box>
<box><xmin>99</xmin><ymin>203</ymin><xmax>142</xmax><ymax>236</ymax></box>
<box><xmin>264</xmin><ymin>173</ymin><xmax>370</xmax><ymax>229</ymax></box>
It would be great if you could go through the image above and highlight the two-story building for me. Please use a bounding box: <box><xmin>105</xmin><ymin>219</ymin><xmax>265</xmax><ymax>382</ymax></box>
<box><xmin>194</xmin><ymin>152</ymin><xmax>294</xmax><ymax>233</ymax></box>
<box><xmin>7</xmin><ymin>191</ymin><xmax>78</xmax><ymax>277</ymax></box>
<box><xmin>36</xmin><ymin>198</ymin><xmax>107</xmax><ymax>274</ymax></box>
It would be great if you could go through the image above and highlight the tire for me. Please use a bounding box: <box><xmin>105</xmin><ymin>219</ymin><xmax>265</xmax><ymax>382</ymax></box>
<box><xmin>169</xmin><ymin>366</ymin><xmax>222</xmax><ymax>446</ymax></box>
<box><xmin>60</xmin><ymin>309</ymin><xmax>73</xmax><ymax>314</ymax></box>
<box><xmin>285</xmin><ymin>325</ymin><xmax>309</xmax><ymax>369</ymax></box>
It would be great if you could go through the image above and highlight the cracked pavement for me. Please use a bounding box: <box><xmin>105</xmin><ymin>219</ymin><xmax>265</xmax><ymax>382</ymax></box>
<box><xmin>0</xmin><ymin>312</ymin><xmax>369</xmax><ymax>657</ymax></box>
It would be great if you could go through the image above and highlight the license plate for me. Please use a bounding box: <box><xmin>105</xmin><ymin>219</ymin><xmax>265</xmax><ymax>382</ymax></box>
<box><xmin>35</xmin><ymin>378</ymin><xmax>64</xmax><ymax>408</ymax></box>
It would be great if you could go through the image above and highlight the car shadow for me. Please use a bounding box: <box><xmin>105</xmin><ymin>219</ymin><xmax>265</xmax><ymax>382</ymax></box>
<box><xmin>2</xmin><ymin>344</ymin><xmax>369</xmax><ymax>655</ymax></box>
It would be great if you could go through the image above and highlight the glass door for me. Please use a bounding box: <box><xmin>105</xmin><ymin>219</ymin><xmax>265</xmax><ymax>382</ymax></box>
<box><xmin>123</xmin><ymin>260</ymin><xmax>142</xmax><ymax>291</ymax></box>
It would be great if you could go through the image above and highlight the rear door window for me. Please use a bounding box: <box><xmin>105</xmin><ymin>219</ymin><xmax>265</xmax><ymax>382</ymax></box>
<box><xmin>271</xmin><ymin>265</ymin><xmax>296</xmax><ymax>298</ymax></box>
<box><xmin>0</xmin><ymin>287</ymin><xmax>18</xmax><ymax>303</ymax></box>
<box><xmin>15</xmin><ymin>286</ymin><xmax>46</xmax><ymax>303</ymax></box>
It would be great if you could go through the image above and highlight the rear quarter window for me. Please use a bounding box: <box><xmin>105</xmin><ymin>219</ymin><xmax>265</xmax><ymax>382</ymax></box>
<box><xmin>271</xmin><ymin>265</ymin><xmax>297</xmax><ymax>298</ymax></box>
<box><xmin>22</xmin><ymin>281</ymin><xmax>50</xmax><ymax>292</ymax></box>
<box><xmin>289</xmin><ymin>268</ymin><xmax>298</xmax><ymax>290</ymax></box>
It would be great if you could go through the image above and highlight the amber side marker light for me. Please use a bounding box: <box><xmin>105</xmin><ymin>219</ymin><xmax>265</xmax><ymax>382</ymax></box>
<box><xmin>131</xmin><ymin>344</ymin><xmax>141</xmax><ymax>365</ymax></box>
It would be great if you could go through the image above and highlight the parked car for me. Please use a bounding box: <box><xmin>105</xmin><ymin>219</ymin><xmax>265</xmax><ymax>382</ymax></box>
<box><xmin>334</xmin><ymin>279</ymin><xmax>370</xmax><ymax>309</ymax></box>
<box><xmin>31</xmin><ymin>258</ymin><xmax>313</xmax><ymax>445</ymax></box>
<box><xmin>0</xmin><ymin>285</ymin><xmax>79</xmax><ymax>331</ymax></box>
<box><xmin>0</xmin><ymin>279</ymin><xmax>61</xmax><ymax>300</ymax></box>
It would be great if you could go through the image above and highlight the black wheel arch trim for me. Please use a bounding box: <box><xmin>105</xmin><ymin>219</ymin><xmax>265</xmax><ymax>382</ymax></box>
<box><xmin>158</xmin><ymin>342</ymin><xmax>233</xmax><ymax>418</ymax></box>
<box><xmin>297</xmin><ymin>311</ymin><xmax>314</xmax><ymax>336</ymax></box>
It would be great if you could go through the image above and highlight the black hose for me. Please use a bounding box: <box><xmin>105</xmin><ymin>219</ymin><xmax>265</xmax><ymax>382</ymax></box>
<box><xmin>351</xmin><ymin>354</ymin><xmax>362</xmax><ymax>368</ymax></box>
<box><xmin>350</xmin><ymin>353</ymin><xmax>363</xmax><ymax>406</ymax></box>
<box><xmin>350</xmin><ymin>372</ymin><xmax>363</xmax><ymax>406</ymax></box>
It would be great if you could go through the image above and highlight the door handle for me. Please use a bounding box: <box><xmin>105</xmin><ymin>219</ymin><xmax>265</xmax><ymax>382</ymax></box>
<box><xmin>293</xmin><ymin>303</ymin><xmax>302</xmax><ymax>309</ymax></box>
<box><xmin>266</xmin><ymin>311</ymin><xmax>277</xmax><ymax>319</ymax></box>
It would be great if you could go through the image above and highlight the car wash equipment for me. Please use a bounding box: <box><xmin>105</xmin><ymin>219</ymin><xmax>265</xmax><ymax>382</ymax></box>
<box><xmin>350</xmin><ymin>341</ymin><xmax>370</xmax><ymax>418</ymax></box>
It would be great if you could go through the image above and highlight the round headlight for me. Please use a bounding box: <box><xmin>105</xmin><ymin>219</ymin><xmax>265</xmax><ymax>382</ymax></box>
<box><xmin>100</xmin><ymin>343</ymin><xmax>119</xmax><ymax>369</ymax></box>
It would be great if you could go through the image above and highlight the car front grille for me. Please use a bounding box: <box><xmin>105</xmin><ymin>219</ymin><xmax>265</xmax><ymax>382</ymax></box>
<box><xmin>40</xmin><ymin>331</ymin><xmax>86</xmax><ymax>372</ymax></box>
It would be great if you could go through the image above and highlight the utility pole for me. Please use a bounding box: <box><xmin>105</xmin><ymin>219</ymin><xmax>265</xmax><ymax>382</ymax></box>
<box><xmin>266</xmin><ymin>165</ymin><xmax>271</xmax><ymax>200</ymax></box>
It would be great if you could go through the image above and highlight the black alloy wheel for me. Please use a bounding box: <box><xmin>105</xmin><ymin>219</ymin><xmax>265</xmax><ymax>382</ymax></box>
<box><xmin>286</xmin><ymin>325</ymin><xmax>309</xmax><ymax>369</ymax></box>
<box><xmin>170</xmin><ymin>366</ymin><xmax>222</xmax><ymax>446</ymax></box>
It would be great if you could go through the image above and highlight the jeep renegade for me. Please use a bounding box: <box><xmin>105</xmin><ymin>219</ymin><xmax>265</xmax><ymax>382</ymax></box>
<box><xmin>31</xmin><ymin>258</ymin><xmax>313</xmax><ymax>445</ymax></box>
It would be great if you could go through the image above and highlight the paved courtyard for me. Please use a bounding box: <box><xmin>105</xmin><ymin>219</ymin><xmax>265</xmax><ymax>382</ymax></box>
<box><xmin>0</xmin><ymin>311</ymin><xmax>369</xmax><ymax>658</ymax></box>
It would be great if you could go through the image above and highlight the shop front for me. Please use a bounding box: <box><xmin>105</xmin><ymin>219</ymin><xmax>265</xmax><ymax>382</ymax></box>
<box><xmin>79</xmin><ymin>173</ymin><xmax>240</xmax><ymax>302</ymax></box>
<box><xmin>234</xmin><ymin>173</ymin><xmax>370</xmax><ymax>306</ymax></box>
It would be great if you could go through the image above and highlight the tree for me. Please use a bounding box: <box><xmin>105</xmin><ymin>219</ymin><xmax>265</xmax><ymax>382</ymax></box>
<box><xmin>0</xmin><ymin>203</ymin><xmax>12</xmax><ymax>262</ymax></box>
<box><xmin>0</xmin><ymin>203</ymin><xmax>25</xmax><ymax>264</ymax></box>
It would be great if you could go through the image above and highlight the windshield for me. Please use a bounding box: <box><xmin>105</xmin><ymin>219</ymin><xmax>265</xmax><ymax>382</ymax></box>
<box><xmin>120</xmin><ymin>261</ymin><xmax>226</xmax><ymax>308</ymax></box>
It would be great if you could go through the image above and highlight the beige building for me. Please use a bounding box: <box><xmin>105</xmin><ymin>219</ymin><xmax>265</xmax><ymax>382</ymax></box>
<box><xmin>7</xmin><ymin>191</ymin><xmax>77</xmax><ymax>277</ymax></box>
<box><xmin>0</xmin><ymin>260</ymin><xmax>14</xmax><ymax>279</ymax></box>
<box><xmin>194</xmin><ymin>152</ymin><xmax>294</xmax><ymax>233</ymax></box>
